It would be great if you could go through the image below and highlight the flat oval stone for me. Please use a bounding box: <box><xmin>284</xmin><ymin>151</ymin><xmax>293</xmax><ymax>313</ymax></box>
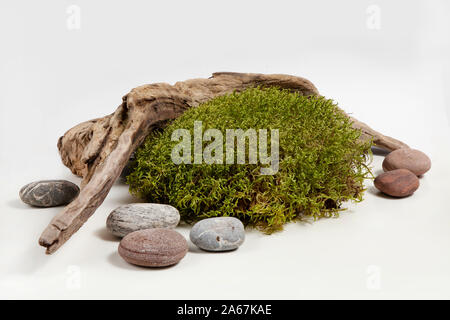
<box><xmin>374</xmin><ymin>169</ymin><xmax>419</xmax><ymax>197</ymax></box>
<box><xmin>106</xmin><ymin>203</ymin><xmax>180</xmax><ymax>238</ymax></box>
<box><xmin>118</xmin><ymin>228</ymin><xmax>188</xmax><ymax>267</ymax></box>
<box><xmin>383</xmin><ymin>148</ymin><xmax>431</xmax><ymax>176</ymax></box>
<box><xmin>19</xmin><ymin>180</ymin><xmax>79</xmax><ymax>207</ymax></box>
<box><xmin>190</xmin><ymin>217</ymin><xmax>245</xmax><ymax>251</ymax></box>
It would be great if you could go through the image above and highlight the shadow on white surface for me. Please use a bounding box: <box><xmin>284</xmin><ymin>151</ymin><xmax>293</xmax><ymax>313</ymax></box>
<box><xmin>107</xmin><ymin>251</ymin><xmax>183</xmax><ymax>271</ymax></box>
<box><xmin>6</xmin><ymin>198</ymin><xmax>73</xmax><ymax>211</ymax></box>
<box><xmin>94</xmin><ymin>228</ymin><xmax>120</xmax><ymax>242</ymax></box>
<box><xmin>7</xmin><ymin>247</ymin><xmax>50</xmax><ymax>275</ymax></box>
<box><xmin>187</xmin><ymin>242</ymin><xmax>239</xmax><ymax>255</ymax></box>
<box><xmin>107</xmin><ymin>251</ymin><xmax>139</xmax><ymax>270</ymax></box>
<box><xmin>373</xmin><ymin>168</ymin><xmax>384</xmax><ymax>176</ymax></box>
<box><xmin>188</xmin><ymin>241</ymin><xmax>204</xmax><ymax>254</ymax></box>
<box><xmin>6</xmin><ymin>198</ymin><xmax>28</xmax><ymax>209</ymax></box>
<box><xmin>367</xmin><ymin>185</ymin><xmax>414</xmax><ymax>200</ymax></box>
<box><xmin>108</xmin><ymin>183</ymin><xmax>147</xmax><ymax>206</ymax></box>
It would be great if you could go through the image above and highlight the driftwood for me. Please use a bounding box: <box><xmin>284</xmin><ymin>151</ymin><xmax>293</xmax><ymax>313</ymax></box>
<box><xmin>38</xmin><ymin>72</ymin><xmax>408</xmax><ymax>254</ymax></box>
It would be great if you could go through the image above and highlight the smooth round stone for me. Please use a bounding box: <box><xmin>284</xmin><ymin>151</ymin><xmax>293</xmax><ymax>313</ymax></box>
<box><xmin>118</xmin><ymin>228</ymin><xmax>188</xmax><ymax>267</ymax></box>
<box><xmin>190</xmin><ymin>217</ymin><xmax>245</xmax><ymax>252</ymax></box>
<box><xmin>383</xmin><ymin>148</ymin><xmax>431</xmax><ymax>176</ymax></box>
<box><xmin>106</xmin><ymin>203</ymin><xmax>180</xmax><ymax>238</ymax></box>
<box><xmin>374</xmin><ymin>169</ymin><xmax>420</xmax><ymax>197</ymax></box>
<box><xmin>19</xmin><ymin>180</ymin><xmax>80</xmax><ymax>207</ymax></box>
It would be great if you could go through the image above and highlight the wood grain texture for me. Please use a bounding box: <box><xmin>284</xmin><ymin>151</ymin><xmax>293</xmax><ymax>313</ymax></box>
<box><xmin>39</xmin><ymin>72</ymin><xmax>408</xmax><ymax>254</ymax></box>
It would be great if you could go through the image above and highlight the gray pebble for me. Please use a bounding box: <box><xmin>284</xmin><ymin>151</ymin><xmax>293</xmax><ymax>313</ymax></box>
<box><xmin>19</xmin><ymin>180</ymin><xmax>79</xmax><ymax>207</ymax></box>
<box><xmin>190</xmin><ymin>217</ymin><xmax>245</xmax><ymax>252</ymax></box>
<box><xmin>106</xmin><ymin>203</ymin><xmax>180</xmax><ymax>238</ymax></box>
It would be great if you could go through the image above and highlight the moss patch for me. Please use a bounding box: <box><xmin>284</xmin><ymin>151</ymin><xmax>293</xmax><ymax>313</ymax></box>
<box><xmin>127</xmin><ymin>87</ymin><xmax>372</xmax><ymax>233</ymax></box>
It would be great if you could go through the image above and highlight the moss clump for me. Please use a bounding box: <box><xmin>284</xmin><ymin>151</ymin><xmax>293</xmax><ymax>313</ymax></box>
<box><xmin>127</xmin><ymin>87</ymin><xmax>372</xmax><ymax>233</ymax></box>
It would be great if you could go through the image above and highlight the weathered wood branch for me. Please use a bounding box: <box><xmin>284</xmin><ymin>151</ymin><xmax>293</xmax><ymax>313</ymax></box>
<box><xmin>39</xmin><ymin>72</ymin><xmax>407</xmax><ymax>254</ymax></box>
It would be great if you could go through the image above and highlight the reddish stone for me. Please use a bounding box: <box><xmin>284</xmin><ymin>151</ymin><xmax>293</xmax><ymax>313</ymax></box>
<box><xmin>383</xmin><ymin>148</ymin><xmax>431</xmax><ymax>176</ymax></box>
<box><xmin>119</xmin><ymin>228</ymin><xmax>188</xmax><ymax>267</ymax></box>
<box><xmin>374</xmin><ymin>169</ymin><xmax>420</xmax><ymax>198</ymax></box>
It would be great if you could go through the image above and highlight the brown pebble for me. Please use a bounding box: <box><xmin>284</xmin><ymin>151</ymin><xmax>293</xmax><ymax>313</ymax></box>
<box><xmin>118</xmin><ymin>228</ymin><xmax>188</xmax><ymax>267</ymax></box>
<box><xmin>383</xmin><ymin>148</ymin><xmax>431</xmax><ymax>176</ymax></box>
<box><xmin>374</xmin><ymin>169</ymin><xmax>420</xmax><ymax>197</ymax></box>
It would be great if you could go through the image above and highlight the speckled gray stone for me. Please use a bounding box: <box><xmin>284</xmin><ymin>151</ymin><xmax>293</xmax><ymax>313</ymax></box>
<box><xmin>118</xmin><ymin>228</ymin><xmax>188</xmax><ymax>267</ymax></box>
<box><xmin>190</xmin><ymin>217</ymin><xmax>245</xmax><ymax>252</ymax></box>
<box><xmin>106</xmin><ymin>203</ymin><xmax>180</xmax><ymax>238</ymax></box>
<box><xmin>19</xmin><ymin>180</ymin><xmax>80</xmax><ymax>207</ymax></box>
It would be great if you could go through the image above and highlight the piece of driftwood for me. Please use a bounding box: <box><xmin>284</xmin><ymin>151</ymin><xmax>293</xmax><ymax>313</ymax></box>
<box><xmin>38</xmin><ymin>72</ymin><xmax>408</xmax><ymax>254</ymax></box>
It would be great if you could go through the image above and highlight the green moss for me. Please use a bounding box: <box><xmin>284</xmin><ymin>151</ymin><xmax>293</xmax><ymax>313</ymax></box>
<box><xmin>127</xmin><ymin>87</ymin><xmax>372</xmax><ymax>233</ymax></box>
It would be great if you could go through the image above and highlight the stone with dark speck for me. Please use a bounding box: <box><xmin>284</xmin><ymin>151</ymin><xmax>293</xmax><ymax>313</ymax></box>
<box><xmin>190</xmin><ymin>217</ymin><xmax>245</xmax><ymax>252</ymax></box>
<box><xmin>106</xmin><ymin>203</ymin><xmax>180</xmax><ymax>238</ymax></box>
<box><xmin>19</xmin><ymin>180</ymin><xmax>80</xmax><ymax>207</ymax></box>
<box><xmin>118</xmin><ymin>228</ymin><xmax>188</xmax><ymax>267</ymax></box>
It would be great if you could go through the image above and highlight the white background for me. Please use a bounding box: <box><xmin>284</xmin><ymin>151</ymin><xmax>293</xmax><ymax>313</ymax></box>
<box><xmin>1</xmin><ymin>0</ymin><xmax>449</xmax><ymax>299</ymax></box>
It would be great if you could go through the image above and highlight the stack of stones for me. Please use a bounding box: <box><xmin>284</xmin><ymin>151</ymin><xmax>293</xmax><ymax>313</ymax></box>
<box><xmin>107</xmin><ymin>203</ymin><xmax>245</xmax><ymax>267</ymax></box>
<box><xmin>374</xmin><ymin>148</ymin><xmax>431</xmax><ymax>197</ymax></box>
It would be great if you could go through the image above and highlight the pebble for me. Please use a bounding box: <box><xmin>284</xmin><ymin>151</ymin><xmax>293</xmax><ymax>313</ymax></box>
<box><xmin>374</xmin><ymin>169</ymin><xmax>420</xmax><ymax>197</ymax></box>
<box><xmin>118</xmin><ymin>228</ymin><xmax>188</xmax><ymax>267</ymax></box>
<box><xmin>106</xmin><ymin>203</ymin><xmax>180</xmax><ymax>237</ymax></box>
<box><xmin>19</xmin><ymin>180</ymin><xmax>79</xmax><ymax>207</ymax></box>
<box><xmin>383</xmin><ymin>148</ymin><xmax>431</xmax><ymax>176</ymax></box>
<box><xmin>190</xmin><ymin>217</ymin><xmax>245</xmax><ymax>252</ymax></box>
